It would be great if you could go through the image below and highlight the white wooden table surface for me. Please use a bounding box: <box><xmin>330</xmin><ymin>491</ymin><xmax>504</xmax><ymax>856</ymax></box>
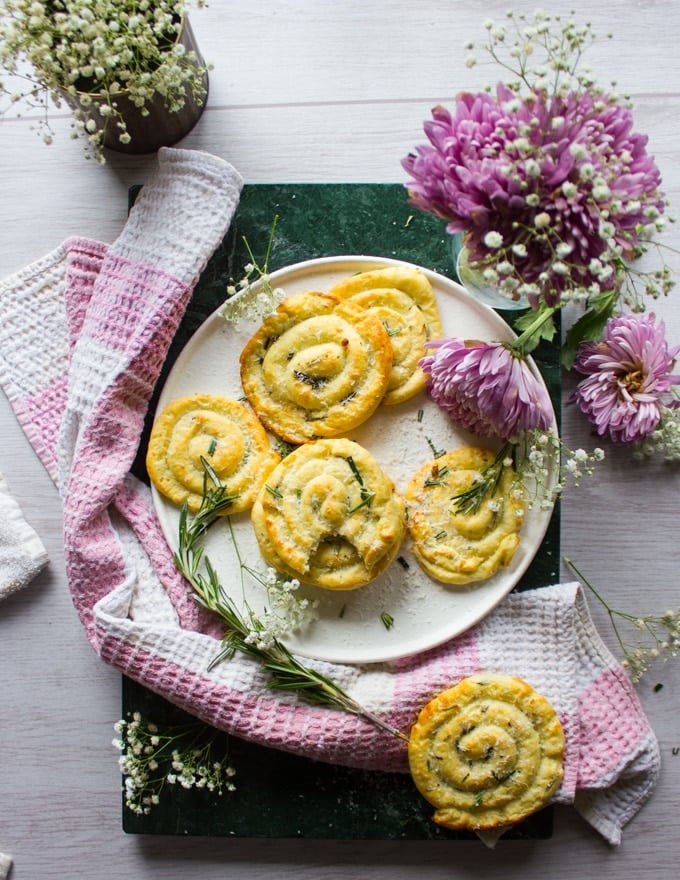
<box><xmin>1</xmin><ymin>2</ymin><xmax>679</xmax><ymax>877</ymax></box>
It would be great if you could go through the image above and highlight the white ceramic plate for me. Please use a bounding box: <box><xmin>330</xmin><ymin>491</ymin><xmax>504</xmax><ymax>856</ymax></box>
<box><xmin>151</xmin><ymin>255</ymin><xmax>556</xmax><ymax>664</ymax></box>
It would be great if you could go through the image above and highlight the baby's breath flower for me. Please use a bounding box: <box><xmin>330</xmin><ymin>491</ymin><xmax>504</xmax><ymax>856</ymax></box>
<box><xmin>515</xmin><ymin>428</ymin><xmax>604</xmax><ymax>507</ymax></box>
<box><xmin>566</xmin><ymin>559</ymin><xmax>680</xmax><ymax>682</ymax></box>
<box><xmin>484</xmin><ymin>230</ymin><xmax>503</xmax><ymax>249</ymax></box>
<box><xmin>633</xmin><ymin>402</ymin><xmax>680</xmax><ymax>461</ymax></box>
<box><xmin>113</xmin><ymin>712</ymin><xmax>236</xmax><ymax>815</ymax></box>
<box><xmin>221</xmin><ymin>216</ymin><xmax>286</xmax><ymax>326</ymax></box>
<box><xmin>0</xmin><ymin>1</ymin><xmax>209</xmax><ymax>161</ymax></box>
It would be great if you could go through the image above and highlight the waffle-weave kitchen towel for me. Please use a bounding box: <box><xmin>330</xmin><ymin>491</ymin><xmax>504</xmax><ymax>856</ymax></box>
<box><xmin>0</xmin><ymin>147</ymin><xmax>659</xmax><ymax>845</ymax></box>
<box><xmin>0</xmin><ymin>470</ymin><xmax>48</xmax><ymax>601</ymax></box>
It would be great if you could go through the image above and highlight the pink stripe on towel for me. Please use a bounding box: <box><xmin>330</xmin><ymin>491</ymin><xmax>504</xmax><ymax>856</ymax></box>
<box><xmin>577</xmin><ymin>666</ymin><xmax>652</xmax><ymax>787</ymax></box>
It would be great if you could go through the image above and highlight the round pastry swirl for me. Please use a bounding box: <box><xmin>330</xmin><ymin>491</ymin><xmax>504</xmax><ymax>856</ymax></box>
<box><xmin>408</xmin><ymin>674</ymin><xmax>565</xmax><ymax>831</ymax></box>
<box><xmin>146</xmin><ymin>394</ymin><xmax>280</xmax><ymax>514</ymax></box>
<box><xmin>328</xmin><ymin>266</ymin><xmax>442</xmax><ymax>405</ymax></box>
<box><xmin>405</xmin><ymin>446</ymin><xmax>526</xmax><ymax>585</ymax></box>
<box><xmin>239</xmin><ymin>290</ymin><xmax>393</xmax><ymax>444</ymax></box>
<box><xmin>251</xmin><ymin>438</ymin><xmax>407</xmax><ymax>590</ymax></box>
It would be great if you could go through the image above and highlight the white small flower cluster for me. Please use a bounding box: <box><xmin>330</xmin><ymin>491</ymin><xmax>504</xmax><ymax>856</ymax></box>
<box><xmin>0</xmin><ymin>1</ymin><xmax>209</xmax><ymax>161</ymax></box>
<box><xmin>244</xmin><ymin>567</ymin><xmax>319</xmax><ymax>651</ymax></box>
<box><xmin>622</xmin><ymin>608</ymin><xmax>680</xmax><ymax>681</ymax></box>
<box><xmin>221</xmin><ymin>218</ymin><xmax>286</xmax><ymax>327</ymax></box>
<box><xmin>634</xmin><ymin>404</ymin><xmax>680</xmax><ymax>461</ymax></box>
<box><xmin>113</xmin><ymin>710</ymin><xmax>235</xmax><ymax>816</ymax></box>
<box><xmin>221</xmin><ymin>266</ymin><xmax>286</xmax><ymax>327</ymax></box>
<box><xmin>560</xmin><ymin>444</ymin><xmax>606</xmax><ymax>485</ymax></box>
<box><xmin>475</xmin><ymin>9</ymin><xmax>605</xmax><ymax>100</ymax></box>
<box><xmin>517</xmin><ymin>428</ymin><xmax>604</xmax><ymax>509</ymax></box>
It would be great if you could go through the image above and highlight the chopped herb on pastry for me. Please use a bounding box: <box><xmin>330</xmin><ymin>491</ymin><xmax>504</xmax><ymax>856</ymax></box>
<box><xmin>405</xmin><ymin>446</ymin><xmax>525</xmax><ymax>585</ymax></box>
<box><xmin>146</xmin><ymin>393</ymin><xmax>280</xmax><ymax>514</ymax></box>
<box><xmin>239</xmin><ymin>290</ymin><xmax>393</xmax><ymax>444</ymax></box>
<box><xmin>328</xmin><ymin>265</ymin><xmax>442</xmax><ymax>405</ymax></box>
<box><xmin>251</xmin><ymin>438</ymin><xmax>406</xmax><ymax>590</ymax></box>
<box><xmin>408</xmin><ymin>673</ymin><xmax>565</xmax><ymax>831</ymax></box>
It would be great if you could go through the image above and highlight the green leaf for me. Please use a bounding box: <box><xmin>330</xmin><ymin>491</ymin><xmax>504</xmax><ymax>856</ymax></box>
<box><xmin>511</xmin><ymin>306</ymin><xmax>558</xmax><ymax>355</ymax></box>
<box><xmin>561</xmin><ymin>292</ymin><xmax>617</xmax><ymax>369</ymax></box>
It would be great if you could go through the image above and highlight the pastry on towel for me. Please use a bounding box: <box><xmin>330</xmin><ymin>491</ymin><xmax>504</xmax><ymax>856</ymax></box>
<box><xmin>328</xmin><ymin>265</ymin><xmax>442</xmax><ymax>405</ymax></box>
<box><xmin>146</xmin><ymin>393</ymin><xmax>280</xmax><ymax>514</ymax></box>
<box><xmin>408</xmin><ymin>673</ymin><xmax>565</xmax><ymax>831</ymax></box>
<box><xmin>239</xmin><ymin>290</ymin><xmax>393</xmax><ymax>444</ymax></box>
<box><xmin>405</xmin><ymin>446</ymin><xmax>525</xmax><ymax>585</ymax></box>
<box><xmin>251</xmin><ymin>437</ymin><xmax>406</xmax><ymax>590</ymax></box>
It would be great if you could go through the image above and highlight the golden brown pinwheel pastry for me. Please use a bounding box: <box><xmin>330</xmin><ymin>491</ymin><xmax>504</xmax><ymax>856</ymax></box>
<box><xmin>328</xmin><ymin>265</ymin><xmax>442</xmax><ymax>405</ymax></box>
<box><xmin>408</xmin><ymin>673</ymin><xmax>565</xmax><ymax>831</ymax></box>
<box><xmin>239</xmin><ymin>290</ymin><xmax>393</xmax><ymax>444</ymax></box>
<box><xmin>405</xmin><ymin>446</ymin><xmax>525</xmax><ymax>585</ymax></box>
<box><xmin>146</xmin><ymin>393</ymin><xmax>280</xmax><ymax>514</ymax></box>
<box><xmin>251</xmin><ymin>438</ymin><xmax>406</xmax><ymax>590</ymax></box>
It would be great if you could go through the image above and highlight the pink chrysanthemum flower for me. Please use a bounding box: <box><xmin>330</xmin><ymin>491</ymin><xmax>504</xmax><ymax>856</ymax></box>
<box><xmin>573</xmin><ymin>313</ymin><xmax>680</xmax><ymax>444</ymax></box>
<box><xmin>402</xmin><ymin>84</ymin><xmax>666</xmax><ymax>306</ymax></box>
<box><xmin>420</xmin><ymin>338</ymin><xmax>553</xmax><ymax>440</ymax></box>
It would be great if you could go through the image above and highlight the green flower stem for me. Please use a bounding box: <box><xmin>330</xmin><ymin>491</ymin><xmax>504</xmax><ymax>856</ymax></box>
<box><xmin>565</xmin><ymin>557</ymin><xmax>629</xmax><ymax>653</ymax></box>
<box><xmin>564</xmin><ymin>557</ymin><xmax>680</xmax><ymax>680</ymax></box>
<box><xmin>512</xmin><ymin>303</ymin><xmax>558</xmax><ymax>356</ymax></box>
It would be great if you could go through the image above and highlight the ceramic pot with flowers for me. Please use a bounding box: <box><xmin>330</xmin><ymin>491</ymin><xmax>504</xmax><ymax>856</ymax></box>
<box><xmin>0</xmin><ymin>1</ymin><xmax>210</xmax><ymax>162</ymax></box>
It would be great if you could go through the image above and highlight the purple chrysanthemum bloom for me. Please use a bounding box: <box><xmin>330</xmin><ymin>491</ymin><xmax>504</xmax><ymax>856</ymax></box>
<box><xmin>402</xmin><ymin>84</ymin><xmax>666</xmax><ymax>306</ymax></box>
<box><xmin>420</xmin><ymin>338</ymin><xmax>553</xmax><ymax>440</ymax></box>
<box><xmin>573</xmin><ymin>313</ymin><xmax>680</xmax><ymax>444</ymax></box>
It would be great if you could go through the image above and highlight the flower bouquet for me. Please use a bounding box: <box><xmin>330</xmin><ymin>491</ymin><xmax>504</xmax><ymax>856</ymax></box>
<box><xmin>402</xmin><ymin>10</ymin><xmax>680</xmax><ymax>457</ymax></box>
<box><xmin>0</xmin><ymin>0</ymin><xmax>209</xmax><ymax>161</ymax></box>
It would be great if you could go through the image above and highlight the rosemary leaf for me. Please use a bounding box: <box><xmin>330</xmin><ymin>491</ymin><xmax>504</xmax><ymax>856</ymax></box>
<box><xmin>451</xmin><ymin>443</ymin><xmax>512</xmax><ymax>515</ymax></box>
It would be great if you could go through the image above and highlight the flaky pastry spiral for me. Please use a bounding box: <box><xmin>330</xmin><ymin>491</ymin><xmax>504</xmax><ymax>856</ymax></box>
<box><xmin>405</xmin><ymin>447</ymin><xmax>525</xmax><ymax>585</ymax></box>
<box><xmin>239</xmin><ymin>290</ymin><xmax>393</xmax><ymax>444</ymax></box>
<box><xmin>146</xmin><ymin>393</ymin><xmax>280</xmax><ymax>514</ymax></box>
<box><xmin>251</xmin><ymin>438</ymin><xmax>406</xmax><ymax>590</ymax></box>
<box><xmin>408</xmin><ymin>673</ymin><xmax>565</xmax><ymax>831</ymax></box>
<box><xmin>328</xmin><ymin>265</ymin><xmax>442</xmax><ymax>405</ymax></box>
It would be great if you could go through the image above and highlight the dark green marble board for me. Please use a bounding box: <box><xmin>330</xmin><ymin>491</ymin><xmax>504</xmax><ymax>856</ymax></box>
<box><xmin>124</xmin><ymin>183</ymin><xmax>561</xmax><ymax>840</ymax></box>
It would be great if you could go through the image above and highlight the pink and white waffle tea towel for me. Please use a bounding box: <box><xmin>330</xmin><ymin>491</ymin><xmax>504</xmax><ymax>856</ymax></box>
<box><xmin>0</xmin><ymin>148</ymin><xmax>660</xmax><ymax>846</ymax></box>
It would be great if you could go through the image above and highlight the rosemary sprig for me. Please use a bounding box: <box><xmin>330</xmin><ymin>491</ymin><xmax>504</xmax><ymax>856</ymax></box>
<box><xmin>173</xmin><ymin>463</ymin><xmax>407</xmax><ymax>742</ymax></box>
<box><xmin>451</xmin><ymin>443</ymin><xmax>513</xmax><ymax>515</ymax></box>
<box><xmin>424</xmin><ymin>464</ymin><xmax>450</xmax><ymax>487</ymax></box>
<box><xmin>346</xmin><ymin>455</ymin><xmax>375</xmax><ymax>514</ymax></box>
<box><xmin>173</xmin><ymin>458</ymin><xmax>238</xmax><ymax>581</ymax></box>
<box><xmin>426</xmin><ymin>437</ymin><xmax>445</xmax><ymax>458</ymax></box>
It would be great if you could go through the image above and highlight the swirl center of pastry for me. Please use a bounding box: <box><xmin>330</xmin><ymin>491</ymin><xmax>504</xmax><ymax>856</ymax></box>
<box><xmin>300</xmin><ymin>474</ymin><xmax>349</xmax><ymax>529</ymax></box>
<box><xmin>169</xmin><ymin>410</ymin><xmax>245</xmax><ymax>491</ymax></box>
<box><xmin>290</xmin><ymin>342</ymin><xmax>346</xmax><ymax>380</ymax></box>
<box><xmin>455</xmin><ymin>727</ymin><xmax>518</xmax><ymax>783</ymax></box>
